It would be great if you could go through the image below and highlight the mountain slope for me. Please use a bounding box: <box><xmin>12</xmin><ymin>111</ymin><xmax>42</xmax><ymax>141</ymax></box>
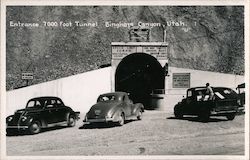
<box><xmin>6</xmin><ymin>6</ymin><xmax>244</xmax><ymax>90</ymax></box>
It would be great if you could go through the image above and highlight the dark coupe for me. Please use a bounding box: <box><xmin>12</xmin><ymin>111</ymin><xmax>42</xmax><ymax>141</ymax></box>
<box><xmin>174</xmin><ymin>87</ymin><xmax>240</xmax><ymax>122</ymax></box>
<box><xmin>83</xmin><ymin>92</ymin><xmax>144</xmax><ymax>126</ymax></box>
<box><xmin>6</xmin><ymin>96</ymin><xmax>80</xmax><ymax>135</ymax></box>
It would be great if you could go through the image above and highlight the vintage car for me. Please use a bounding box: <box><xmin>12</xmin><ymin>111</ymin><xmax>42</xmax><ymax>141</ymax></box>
<box><xmin>6</xmin><ymin>96</ymin><xmax>80</xmax><ymax>135</ymax></box>
<box><xmin>174</xmin><ymin>87</ymin><xmax>240</xmax><ymax>122</ymax></box>
<box><xmin>83</xmin><ymin>92</ymin><xmax>144</xmax><ymax>126</ymax></box>
<box><xmin>236</xmin><ymin>83</ymin><xmax>245</xmax><ymax>113</ymax></box>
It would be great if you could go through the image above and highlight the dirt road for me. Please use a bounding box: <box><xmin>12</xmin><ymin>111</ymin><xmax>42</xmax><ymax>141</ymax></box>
<box><xmin>6</xmin><ymin>111</ymin><xmax>245</xmax><ymax>156</ymax></box>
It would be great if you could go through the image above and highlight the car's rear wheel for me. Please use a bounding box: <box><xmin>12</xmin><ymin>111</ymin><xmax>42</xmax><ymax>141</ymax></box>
<box><xmin>67</xmin><ymin>115</ymin><xmax>76</xmax><ymax>127</ymax></box>
<box><xmin>117</xmin><ymin>112</ymin><xmax>125</xmax><ymax>126</ymax></box>
<box><xmin>136</xmin><ymin>109</ymin><xmax>143</xmax><ymax>120</ymax></box>
<box><xmin>29</xmin><ymin>121</ymin><xmax>41</xmax><ymax>134</ymax></box>
<box><xmin>226</xmin><ymin>113</ymin><xmax>236</xmax><ymax>121</ymax></box>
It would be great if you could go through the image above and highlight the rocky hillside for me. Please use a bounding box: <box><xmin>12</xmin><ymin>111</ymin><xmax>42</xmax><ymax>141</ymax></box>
<box><xmin>6</xmin><ymin>6</ymin><xmax>244</xmax><ymax>90</ymax></box>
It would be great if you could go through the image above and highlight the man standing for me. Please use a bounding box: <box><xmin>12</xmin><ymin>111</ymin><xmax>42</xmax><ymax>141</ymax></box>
<box><xmin>206</xmin><ymin>83</ymin><xmax>215</xmax><ymax>100</ymax></box>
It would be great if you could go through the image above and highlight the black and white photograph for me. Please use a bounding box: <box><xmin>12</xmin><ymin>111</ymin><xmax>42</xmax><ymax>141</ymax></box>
<box><xmin>0</xmin><ymin>0</ymin><xmax>249</xmax><ymax>160</ymax></box>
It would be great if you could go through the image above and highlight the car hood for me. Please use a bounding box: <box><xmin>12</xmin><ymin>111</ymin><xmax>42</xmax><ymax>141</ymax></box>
<box><xmin>15</xmin><ymin>107</ymin><xmax>44</xmax><ymax>115</ymax></box>
<box><xmin>87</xmin><ymin>101</ymin><xmax>121</xmax><ymax>118</ymax></box>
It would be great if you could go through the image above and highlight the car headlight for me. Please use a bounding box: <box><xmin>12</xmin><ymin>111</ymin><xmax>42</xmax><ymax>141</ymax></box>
<box><xmin>7</xmin><ymin>116</ymin><xmax>13</xmax><ymax>122</ymax></box>
<box><xmin>106</xmin><ymin>111</ymin><xmax>113</xmax><ymax>118</ymax></box>
<box><xmin>21</xmin><ymin>116</ymin><xmax>27</xmax><ymax>122</ymax></box>
<box><xmin>237</xmin><ymin>99</ymin><xmax>241</xmax><ymax>105</ymax></box>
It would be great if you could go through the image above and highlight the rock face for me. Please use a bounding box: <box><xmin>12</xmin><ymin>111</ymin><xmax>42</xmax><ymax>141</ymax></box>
<box><xmin>6</xmin><ymin>6</ymin><xmax>244</xmax><ymax>90</ymax></box>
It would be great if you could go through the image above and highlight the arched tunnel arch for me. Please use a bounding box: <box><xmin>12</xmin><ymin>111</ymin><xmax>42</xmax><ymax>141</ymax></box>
<box><xmin>115</xmin><ymin>53</ymin><xmax>165</xmax><ymax>109</ymax></box>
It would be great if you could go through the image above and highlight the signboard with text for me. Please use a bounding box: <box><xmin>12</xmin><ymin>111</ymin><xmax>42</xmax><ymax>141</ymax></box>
<box><xmin>22</xmin><ymin>72</ymin><xmax>34</xmax><ymax>80</ymax></box>
<box><xmin>112</xmin><ymin>46</ymin><xmax>137</xmax><ymax>59</ymax></box>
<box><xmin>112</xmin><ymin>45</ymin><xmax>167</xmax><ymax>60</ymax></box>
<box><xmin>142</xmin><ymin>46</ymin><xmax>167</xmax><ymax>59</ymax></box>
<box><xmin>172</xmin><ymin>73</ymin><xmax>190</xmax><ymax>88</ymax></box>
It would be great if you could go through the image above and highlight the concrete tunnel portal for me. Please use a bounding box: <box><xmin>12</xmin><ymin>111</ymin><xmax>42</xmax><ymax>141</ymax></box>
<box><xmin>115</xmin><ymin>53</ymin><xmax>165</xmax><ymax>109</ymax></box>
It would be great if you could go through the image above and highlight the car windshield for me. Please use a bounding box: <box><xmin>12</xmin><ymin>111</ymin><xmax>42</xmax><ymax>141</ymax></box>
<box><xmin>26</xmin><ymin>100</ymin><xmax>42</xmax><ymax>108</ymax></box>
<box><xmin>98</xmin><ymin>95</ymin><xmax>116</xmax><ymax>102</ymax></box>
<box><xmin>238</xmin><ymin>88</ymin><xmax>245</xmax><ymax>94</ymax></box>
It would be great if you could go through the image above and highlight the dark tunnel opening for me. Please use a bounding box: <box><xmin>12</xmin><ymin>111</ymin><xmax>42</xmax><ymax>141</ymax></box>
<box><xmin>115</xmin><ymin>53</ymin><xmax>165</xmax><ymax>109</ymax></box>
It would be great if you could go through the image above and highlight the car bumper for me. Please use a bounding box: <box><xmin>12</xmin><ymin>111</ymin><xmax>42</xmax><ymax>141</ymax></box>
<box><xmin>6</xmin><ymin>125</ymin><xmax>29</xmax><ymax>129</ymax></box>
<box><xmin>210</xmin><ymin>110</ymin><xmax>237</xmax><ymax>115</ymax></box>
<box><xmin>237</xmin><ymin>106</ymin><xmax>245</xmax><ymax>113</ymax></box>
<box><xmin>83</xmin><ymin>117</ymin><xmax>115</xmax><ymax>124</ymax></box>
<box><xmin>6</xmin><ymin>125</ymin><xmax>29</xmax><ymax>134</ymax></box>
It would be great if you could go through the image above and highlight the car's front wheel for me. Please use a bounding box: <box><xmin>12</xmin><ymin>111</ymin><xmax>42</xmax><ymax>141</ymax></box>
<box><xmin>174</xmin><ymin>110</ymin><xmax>183</xmax><ymax>119</ymax></box>
<box><xmin>226</xmin><ymin>113</ymin><xmax>236</xmax><ymax>121</ymax></box>
<box><xmin>67</xmin><ymin>115</ymin><xmax>76</xmax><ymax>127</ymax></box>
<box><xmin>174</xmin><ymin>105</ymin><xmax>183</xmax><ymax>119</ymax></box>
<box><xmin>29</xmin><ymin>121</ymin><xmax>41</xmax><ymax>134</ymax></box>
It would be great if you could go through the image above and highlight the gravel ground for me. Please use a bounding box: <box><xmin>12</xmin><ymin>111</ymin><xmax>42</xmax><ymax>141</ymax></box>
<box><xmin>6</xmin><ymin>111</ymin><xmax>245</xmax><ymax>156</ymax></box>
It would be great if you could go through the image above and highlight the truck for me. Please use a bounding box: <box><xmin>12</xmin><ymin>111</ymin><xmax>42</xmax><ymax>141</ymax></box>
<box><xmin>174</xmin><ymin>87</ymin><xmax>240</xmax><ymax>122</ymax></box>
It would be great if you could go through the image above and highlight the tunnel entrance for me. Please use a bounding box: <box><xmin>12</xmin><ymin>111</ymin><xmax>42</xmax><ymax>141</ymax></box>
<box><xmin>115</xmin><ymin>53</ymin><xmax>165</xmax><ymax>109</ymax></box>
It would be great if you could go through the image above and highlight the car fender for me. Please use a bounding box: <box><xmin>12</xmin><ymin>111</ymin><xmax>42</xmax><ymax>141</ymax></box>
<box><xmin>23</xmin><ymin>116</ymin><xmax>46</xmax><ymax>128</ymax></box>
<box><xmin>112</xmin><ymin>107</ymin><xmax>126</xmax><ymax>121</ymax></box>
<box><xmin>6</xmin><ymin>115</ymin><xmax>14</xmax><ymax>123</ymax></box>
<box><xmin>65</xmin><ymin>111</ymin><xmax>73</xmax><ymax>121</ymax></box>
<box><xmin>174</xmin><ymin>102</ymin><xmax>184</xmax><ymax>113</ymax></box>
<box><xmin>174</xmin><ymin>101</ymin><xmax>183</xmax><ymax>108</ymax></box>
<box><xmin>132</xmin><ymin>103</ymin><xmax>144</xmax><ymax>115</ymax></box>
<box><xmin>65</xmin><ymin>110</ymin><xmax>80</xmax><ymax>121</ymax></box>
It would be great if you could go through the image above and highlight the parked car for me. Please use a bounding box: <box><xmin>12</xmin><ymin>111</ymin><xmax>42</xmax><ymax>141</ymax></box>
<box><xmin>236</xmin><ymin>83</ymin><xmax>245</xmax><ymax>113</ymax></box>
<box><xmin>83</xmin><ymin>92</ymin><xmax>144</xmax><ymax>126</ymax></box>
<box><xmin>174</xmin><ymin>87</ymin><xmax>240</xmax><ymax>122</ymax></box>
<box><xmin>6</xmin><ymin>96</ymin><xmax>80</xmax><ymax>135</ymax></box>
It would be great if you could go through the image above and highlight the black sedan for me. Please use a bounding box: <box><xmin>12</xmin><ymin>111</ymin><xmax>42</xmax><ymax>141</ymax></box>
<box><xmin>6</xmin><ymin>96</ymin><xmax>80</xmax><ymax>135</ymax></box>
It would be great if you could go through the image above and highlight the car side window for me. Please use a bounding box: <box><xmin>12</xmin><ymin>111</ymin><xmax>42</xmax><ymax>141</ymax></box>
<box><xmin>36</xmin><ymin>101</ymin><xmax>42</xmax><ymax>107</ymax></box>
<box><xmin>45</xmin><ymin>100</ymin><xmax>54</xmax><ymax>108</ymax></box>
<box><xmin>27</xmin><ymin>101</ymin><xmax>35</xmax><ymax>108</ymax></box>
<box><xmin>57</xmin><ymin>100</ymin><xmax>62</xmax><ymax>105</ymax></box>
<box><xmin>51</xmin><ymin>99</ymin><xmax>57</xmax><ymax>105</ymax></box>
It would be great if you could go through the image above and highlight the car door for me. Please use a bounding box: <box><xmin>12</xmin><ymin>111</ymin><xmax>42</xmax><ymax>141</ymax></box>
<box><xmin>184</xmin><ymin>90</ymin><xmax>194</xmax><ymax>114</ymax></box>
<box><xmin>54</xmin><ymin>99</ymin><xmax>68</xmax><ymax>122</ymax></box>
<box><xmin>44</xmin><ymin>99</ymin><xmax>59</xmax><ymax>124</ymax></box>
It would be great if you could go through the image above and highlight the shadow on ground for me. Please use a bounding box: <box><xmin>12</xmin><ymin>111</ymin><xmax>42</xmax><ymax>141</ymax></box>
<box><xmin>6</xmin><ymin>125</ymin><xmax>69</xmax><ymax>137</ymax></box>
<box><xmin>79</xmin><ymin>120</ymin><xmax>136</xmax><ymax>129</ymax></box>
<box><xmin>167</xmin><ymin>116</ymin><xmax>229</xmax><ymax>123</ymax></box>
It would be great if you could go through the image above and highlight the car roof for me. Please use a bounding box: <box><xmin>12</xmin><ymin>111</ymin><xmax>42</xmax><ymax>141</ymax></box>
<box><xmin>189</xmin><ymin>86</ymin><xmax>233</xmax><ymax>91</ymax></box>
<box><xmin>100</xmin><ymin>92</ymin><xmax>127</xmax><ymax>97</ymax></box>
<box><xmin>29</xmin><ymin>96</ymin><xmax>61</xmax><ymax>101</ymax></box>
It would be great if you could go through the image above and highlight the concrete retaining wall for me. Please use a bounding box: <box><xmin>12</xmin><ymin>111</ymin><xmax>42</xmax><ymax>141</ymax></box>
<box><xmin>6</xmin><ymin>67</ymin><xmax>244</xmax><ymax>116</ymax></box>
<box><xmin>160</xmin><ymin>67</ymin><xmax>244</xmax><ymax>112</ymax></box>
<box><xmin>6</xmin><ymin>67</ymin><xmax>111</xmax><ymax>116</ymax></box>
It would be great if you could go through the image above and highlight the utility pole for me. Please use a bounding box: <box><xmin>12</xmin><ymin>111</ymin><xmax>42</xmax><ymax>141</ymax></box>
<box><xmin>163</xmin><ymin>25</ymin><xmax>167</xmax><ymax>42</ymax></box>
